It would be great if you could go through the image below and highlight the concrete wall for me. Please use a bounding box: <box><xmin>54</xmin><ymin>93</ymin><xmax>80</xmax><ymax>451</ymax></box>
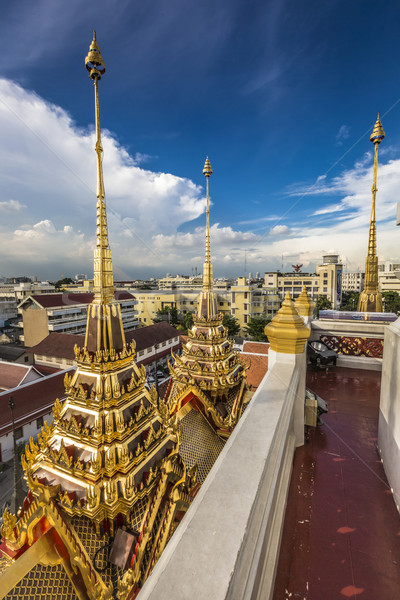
<box><xmin>378</xmin><ymin>317</ymin><xmax>400</xmax><ymax>513</ymax></box>
<box><xmin>139</xmin><ymin>349</ymin><xmax>307</xmax><ymax>600</ymax></box>
<box><xmin>22</xmin><ymin>307</ymin><xmax>49</xmax><ymax>347</ymax></box>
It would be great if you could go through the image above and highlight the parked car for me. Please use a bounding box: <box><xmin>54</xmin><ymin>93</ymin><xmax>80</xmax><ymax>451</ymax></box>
<box><xmin>307</xmin><ymin>340</ymin><xmax>337</xmax><ymax>367</ymax></box>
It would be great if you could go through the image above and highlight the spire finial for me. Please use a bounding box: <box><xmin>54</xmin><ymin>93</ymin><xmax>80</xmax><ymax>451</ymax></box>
<box><xmin>85</xmin><ymin>33</ymin><xmax>114</xmax><ymax>305</ymax></box>
<box><xmin>197</xmin><ymin>156</ymin><xmax>217</xmax><ymax>319</ymax></box>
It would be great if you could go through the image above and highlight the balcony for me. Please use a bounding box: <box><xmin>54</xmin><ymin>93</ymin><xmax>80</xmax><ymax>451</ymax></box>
<box><xmin>138</xmin><ymin>314</ymin><xmax>400</xmax><ymax>600</ymax></box>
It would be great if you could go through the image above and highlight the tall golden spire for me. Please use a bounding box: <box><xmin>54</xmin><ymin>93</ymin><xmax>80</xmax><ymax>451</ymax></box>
<box><xmin>197</xmin><ymin>156</ymin><xmax>218</xmax><ymax>319</ymax></box>
<box><xmin>202</xmin><ymin>156</ymin><xmax>213</xmax><ymax>291</ymax></box>
<box><xmin>85</xmin><ymin>31</ymin><xmax>114</xmax><ymax>305</ymax></box>
<box><xmin>358</xmin><ymin>115</ymin><xmax>385</xmax><ymax>312</ymax></box>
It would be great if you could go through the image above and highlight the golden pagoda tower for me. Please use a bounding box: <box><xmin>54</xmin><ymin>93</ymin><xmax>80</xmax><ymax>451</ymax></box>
<box><xmin>167</xmin><ymin>157</ymin><xmax>248</xmax><ymax>438</ymax></box>
<box><xmin>0</xmin><ymin>33</ymin><xmax>196</xmax><ymax>599</ymax></box>
<box><xmin>357</xmin><ymin>115</ymin><xmax>385</xmax><ymax>312</ymax></box>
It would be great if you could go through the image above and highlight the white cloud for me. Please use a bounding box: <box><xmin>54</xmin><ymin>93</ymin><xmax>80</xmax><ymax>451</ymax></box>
<box><xmin>335</xmin><ymin>124</ymin><xmax>350</xmax><ymax>146</ymax></box>
<box><xmin>0</xmin><ymin>199</ymin><xmax>26</xmax><ymax>212</ymax></box>
<box><xmin>0</xmin><ymin>78</ymin><xmax>205</xmax><ymax>277</ymax></box>
<box><xmin>269</xmin><ymin>224</ymin><xmax>290</xmax><ymax>236</ymax></box>
<box><xmin>0</xmin><ymin>77</ymin><xmax>399</xmax><ymax>280</ymax></box>
<box><xmin>312</xmin><ymin>203</ymin><xmax>345</xmax><ymax>216</ymax></box>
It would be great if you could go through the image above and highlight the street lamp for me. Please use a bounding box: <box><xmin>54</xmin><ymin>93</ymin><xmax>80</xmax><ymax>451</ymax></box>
<box><xmin>8</xmin><ymin>396</ymin><xmax>24</xmax><ymax>514</ymax></box>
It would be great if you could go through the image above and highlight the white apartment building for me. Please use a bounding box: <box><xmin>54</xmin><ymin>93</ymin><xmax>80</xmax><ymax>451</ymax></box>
<box><xmin>342</xmin><ymin>272</ymin><xmax>365</xmax><ymax>293</ymax></box>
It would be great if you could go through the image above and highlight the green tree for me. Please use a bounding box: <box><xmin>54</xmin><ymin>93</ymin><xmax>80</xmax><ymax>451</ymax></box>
<box><xmin>244</xmin><ymin>315</ymin><xmax>271</xmax><ymax>342</ymax></box>
<box><xmin>153</xmin><ymin>305</ymin><xmax>179</xmax><ymax>326</ymax></box>
<box><xmin>181</xmin><ymin>312</ymin><xmax>194</xmax><ymax>331</ymax></box>
<box><xmin>341</xmin><ymin>291</ymin><xmax>360</xmax><ymax>311</ymax></box>
<box><xmin>382</xmin><ymin>290</ymin><xmax>400</xmax><ymax>313</ymax></box>
<box><xmin>315</xmin><ymin>295</ymin><xmax>332</xmax><ymax>317</ymax></box>
<box><xmin>222</xmin><ymin>314</ymin><xmax>240</xmax><ymax>337</ymax></box>
<box><xmin>55</xmin><ymin>277</ymin><xmax>74</xmax><ymax>290</ymax></box>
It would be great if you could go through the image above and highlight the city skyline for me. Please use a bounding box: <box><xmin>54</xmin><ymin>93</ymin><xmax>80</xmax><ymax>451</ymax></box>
<box><xmin>0</xmin><ymin>1</ymin><xmax>399</xmax><ymax>279</ymax></box>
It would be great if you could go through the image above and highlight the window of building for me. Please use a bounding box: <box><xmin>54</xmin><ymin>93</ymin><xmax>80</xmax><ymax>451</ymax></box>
<box><xmin>323</xmin><ymin>287</ymin><xmax>327</xmax><ymax>293</ymax></box>
<box><xmin>138</xmin><ymin>350</ymin><xmax>144</xmax><ymax>356</ymax></box>
<box><xmin>244</xmin><ymin>292</ymin><xmax>248</xmax><ymax>299</ymax></box>
<box><xmin>244</xmin><ymin>315</ymin><xmax>248</xmax><ymax>323</ymax></box>
<box><xmin>36</xmin><ymin>416</ymin><xmax>44</xmax><ymax>429</ymax></box>
<box><xmin>24</xmin><ymin>356</ymin><xmax>29</xmax><ymax>363</ymax></box>
<box><xmin>147</xmin><ymin>348</ymin><xmax>152</xmax><ymax>353</ymax></box>
<box><xmin>15</xmin><ymin>427</ymin><xmax>23</xmax><ymax>440</ymax></box>
<box><xmin>162</xmin><ymin>341</ymin><xmax>166</xmax><ymax>347</ymax></box>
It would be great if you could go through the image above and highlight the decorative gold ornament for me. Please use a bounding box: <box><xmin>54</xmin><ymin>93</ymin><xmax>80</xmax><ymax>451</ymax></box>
<box><xmin>265</xmin><ymin>292</ymin><xmax>310</xmax><ymax>353</ymax></box>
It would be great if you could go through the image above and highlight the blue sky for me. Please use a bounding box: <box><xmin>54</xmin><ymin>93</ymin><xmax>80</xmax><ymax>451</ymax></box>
<box><xmin>0</xmin><ymin>0</ymin><xmax>399</xmax><ymax>280</ymax></box>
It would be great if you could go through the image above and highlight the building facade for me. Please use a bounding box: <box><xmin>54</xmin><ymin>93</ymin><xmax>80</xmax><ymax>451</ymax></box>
<box><xmin>264</xmin><ymin>254</ymin><xmax>343</xmax><ymax>309</ymax></box>
<box><xmin>18</xmin><ymin>291</ymin><xmax>138</xmax><ymax>346</ymax></box>
<box><xmin>342</xmin><ymin>271</ymin><xmax>365</xmax><ymax>292</ymax></box>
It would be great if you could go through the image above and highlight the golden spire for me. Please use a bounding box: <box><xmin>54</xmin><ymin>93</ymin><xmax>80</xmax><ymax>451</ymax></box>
<box><xmin>358</xmin><ymin>114</ymin><xmax>385</xmax><ymax>312</ymax></box>
<box><xmin>202</xmin><ymin>156</ymin><xmax>213</xmax><ymax>292</ymax></box>
<box><xmin>85</xmin><ymin>31</ymin><xmax>114</xmax><ymax>305</ymax></box>
<box><xmin>196</xmin><ymin>156</ymin><xmax>218</xmax><ymax>319</ymax></box>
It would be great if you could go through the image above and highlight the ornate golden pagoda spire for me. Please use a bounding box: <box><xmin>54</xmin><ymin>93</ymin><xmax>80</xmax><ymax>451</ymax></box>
<box><xmin>358</xmin><ymin>114</ymin><xmax>385</xmax><ymax>312</ymax></box>
<box><xmin>85</xmin><ymin>31</ymin><xmax>114</xmax><ymax>306</ymax></box>
<box><xmin>197</xmin><ymin>156</ymin><xmax>218</xmax><ymax>319</ymax></box>
<box><xmin>203</xmin><ymin>156</ymin><xmax>213</xmax><ymax>290</ymax></box>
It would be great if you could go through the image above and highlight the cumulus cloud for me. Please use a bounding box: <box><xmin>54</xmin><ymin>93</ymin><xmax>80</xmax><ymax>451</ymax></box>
<box><xmin>269</xmin><ymin>224</ymin><xmax>290</xmax><ymax>236</ymax></box>
<box><xmin>0</xmin><ymin>78</ymin><xmax>205</xmax><ymax>277</ymax></box>
<box><xmin>0</xmin><ymin>76</ymin><xmax>399</xmax><ymax>280</ymax></box>
<box><xmin>0</xmin><ymin>199</ymin><xmax>26</xmax><ymax>212</ymax></box>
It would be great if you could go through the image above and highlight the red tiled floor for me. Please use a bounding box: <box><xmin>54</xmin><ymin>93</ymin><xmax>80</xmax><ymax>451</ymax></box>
<box><xmin>273</xmin><ymin>367</ymin><xmax>400</xmax><ymax>600</ymax></box>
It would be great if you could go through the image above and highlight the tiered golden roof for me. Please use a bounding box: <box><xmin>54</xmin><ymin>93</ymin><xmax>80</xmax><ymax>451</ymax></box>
<box><xmin>0</xmin><ymin>33</ymin><xmax>196</xmax><ymax>600</ymax></box>
<box><xmin>358</xmin><ymin>115</ymin><xmax>384</xmax><ymax>312</ymax></box>
<box><xmin>167</xmin><ymin>158</ymin><xmax>248</xmax><ymax>437</ymax></box>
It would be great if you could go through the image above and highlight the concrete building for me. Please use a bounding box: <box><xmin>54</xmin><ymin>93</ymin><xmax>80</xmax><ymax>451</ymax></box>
<box><xmin>17</xmin><ymin>291</ymin><xmax>138</xmax><ymax>346</ymax></box>
<box><xmin>0</xmin><ymin>281</ymin><xmax>57</xmax><ymax>327</ymax></box>
<box><xmin>264</xmin><ymin>253</ymin><xmax>343</xmax><ymax>309</ymax></box>
<box><xmin>378</xmin><ymin>261</ymin><xmax>400</xmax><ymax>293</ymax></box>
<box><xmin>133</xmin><ymin>288</ymin><xmax>231</xmax><ymax>325</ymax></box>
<box><xmin>231</xmin><ymin>277</ymin><xmax>280</xmax><ymax>331</ymax></box>
<box><xmin>0</xmin><ymin>369</ymin><xmax>71</xmax><ymax>463</ymax></box>
<box><xmin>342</xmin><ymin>271</ymin><xmax>365</xmax><ymax>292</ymax></box>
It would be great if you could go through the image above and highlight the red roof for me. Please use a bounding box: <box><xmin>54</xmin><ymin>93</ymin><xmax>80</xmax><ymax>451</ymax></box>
<box><xmin>22</xmin><ymin>291</ymin><xmax>135</xmax><ymax>309</ymax></box>
<box><xmin>0</xmin><ymin>370</ymin><xmax>73</xmax><ymax>435</ymax></box>
<box><xmin>28</xmin><ymin>322</ymin><xmax>181</xmax><ymax>360</ymax></box>
<box><xmin>125</xmin><ymin>322</ymin><xmax>180</xmax><ymax>352</ymax></box>
<box><xmin>241</xmin><ymin>354</ymin><xmax>269</xmax><ymax>390</ymax></box>
<box><xmin>0</xmin><ymin>363</ymin><xmax>42</xmax><ymax>391</ymax></box>
<box><xmin>27</xmin><ymin>333</ymin><xmax>84</xmax><ymax>360</ymax></box>
<box><xmin>242</xmin><ymin>342</ymin><xmax>269</xmax><ymax>355</ymax></box>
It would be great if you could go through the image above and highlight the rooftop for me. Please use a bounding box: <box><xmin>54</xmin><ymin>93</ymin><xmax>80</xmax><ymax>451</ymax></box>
<box><xmin>27</xmin><ymin>322</ymin><xmax>181</xmax><ymax>360</ymax></box>
<box><xmin>19</xmin><ymin>291</ymin><xmax>135</xmax><ymax>309</ymax></box>
<box><xmin>273</xmin><ymin>366</ymin><xmax>400</xmax><ymax>599</ymax></box>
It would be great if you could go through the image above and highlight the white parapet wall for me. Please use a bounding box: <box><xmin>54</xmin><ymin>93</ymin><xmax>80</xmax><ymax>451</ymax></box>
<box><xmin>378</xmin><ymin>317</ymin><xmax>400</xmax><ymax>513</ymax></box>
<box><xmin>139</xmin><ymin>350</ymin><xmax>306</xmax><ymax>600</ymax></box>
